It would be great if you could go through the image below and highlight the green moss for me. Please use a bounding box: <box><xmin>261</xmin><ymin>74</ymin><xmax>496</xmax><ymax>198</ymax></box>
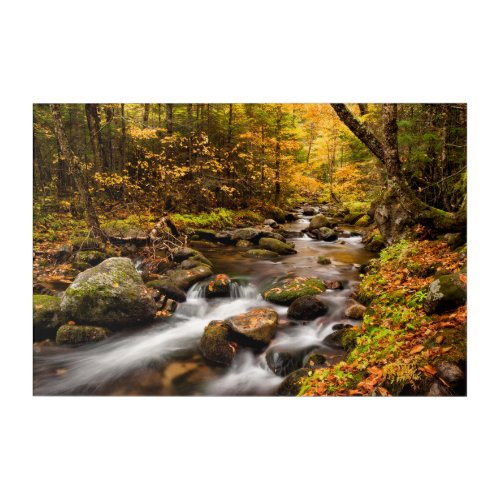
<box><xmin>71</xmin><ymin>237</ymin><xmax>104</xmax><ymax>251</ymax></box>
<box><xmin>171</xmin><ymin>208</ymin><xmax>261</xmax><ymax>230</ymax></box>
<box><xmin>259</xmin><ymin>237</ymin><xmax>296</xmax><ymax>255</ymax></box>
<box><xmin>243</xmin><ymin>249</ymin><xmax>279</xmax><ymax>259</ymax></box>
<box><xmin>262</xmin><ymin>277</ymin><xmax>326</xmax><ymax>305</ymax></box>
<box><xmin>355</xmin><ymin>214</ymin><xmax>370</xmax><ymax>227</ymax></box>
<box><xmin>56</xmin><ymin>324</ymin><xmax>109</xmax><ymax>344</ymax></box>
<box><xmin>317</xmin><ymin>256</ymin><xmax>331</xmax><ymax>265</ymax></box>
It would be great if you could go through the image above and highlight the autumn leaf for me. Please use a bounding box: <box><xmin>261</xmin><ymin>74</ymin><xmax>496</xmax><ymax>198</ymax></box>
<box><xmin>435</xmin><ymin>335</ymin><xmax>444</xmax><ymax>344</ymax></box>
<box><xmin>441</xmin><ymin>346</ymin><xmax>453</xmax><ymax>353</ymax></box>
<box><xmin>409</xmin><ymin>345</ymin><xmax>425</xmax><ymax>355</ymax></box>
<box><xmin>419</xmin><ymin>365</ymin><xmax>438</xmax><ymax>376</ymax></box>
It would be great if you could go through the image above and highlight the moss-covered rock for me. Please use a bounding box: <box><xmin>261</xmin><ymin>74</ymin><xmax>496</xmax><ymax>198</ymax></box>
<box><xmin>148</xmin><ymin>265</ymin><xmax>213</xmax><ymax>291</ymax></box>
<box><xmin>147</xmin><ymin>281</ymin><xmax>186</xmax><ymax>302</ymax></box>
<box><xmin>199</xmin><ymin>320</ymin><xmax>237</xmax><ymax>366</ymax></box>
<box><xmin>192</xmin><ymin>228</ymin><xmax>217</xmax><ymax>241</ymax></box>
<box><xmin>365</xmin><ymin>231</ymin><xmax>385</xmax><ymax>252</ymax></box>
<box><xmin>205</xmin><ymin>274</ymin><xmax>232</xmax><ymax>298</ymax></box>
<box><xmin>225</xmin><ymin>307</ymin><xmax>279</xmax><ymax>346</ymax></box>
<box><xmin>317</xmin><ymin>256</ymin><xmax>331</xmax><ymax>265</ymax></box>
<box><xmin>424</xmin><ymin>273</ymin><xmax>466</xmax><ymax>314</ymax></box>
<box><xmin>277</xmin><ymin>368</ymin><xmax>311</xmax><ymax>396</ymax></box>
<box><xmin>287</xmin><ymin>295</ymin><xmax>328</xmax><ymax>320</ymax></box>
<box><xmin>265</xmin><ymin>346</ymin><xmax>306</xmax><ymax>376</ymax></box>
<box><xmin>243</xmin><ymin>249</ymin><xmax>279</xmax><ymax>259</ymax></box>
<box><xmin>71</xmin><ymin>237</ymin><xmax>104</xmax><ymax>252</ymax></box>
<box><xmin>258</xmin><ymin>237</ymin><xmax>297</xmax><ymax>255</ymax></box>
<box><xmin>344</xmin><ymin>212</ymin><xmax>364</xmax><ymax>224</ymax></box>
<box><xmin>235</xmin><ymin>239</ymin><xmax>252</xmax><ymax>248</ymax></box>
<box><xmin>61</xmin><ymin>257</ymin><xmax>157</xmax><ymax>328</ymax></box>
<box><xmin>262</xmin><ymin>277</ymin><xmax>326</xmax><ymax>305</ymax></box>
<box><xmin>172</xmin><ymin>247</ymin><xmax>213</xmax><ymax>268</ymax></box>
<box><xmin>33</xmin><ymin>295</ymin><xmax>63</xmax><ymax>340</ymax></box>
<box><xmin>303</xmin><ymin>353</ymin><xmax>327</xmax><ymax>369</ymax></box>
<box><xmin>322</xmin><ymin>324</ymin><xmax>353</xmax><ymax>348</ymax></box>
<box><xmin>73</xmin><ymin>250</ymin><xmax>109</xmax><ymax>271</ymax></box>
<box><xmin>102</xmin><ymin>220</ymin><xmax>148</xmax><ymax>240</ymax></box>
<box><xmin>302</xmin><ymin>207</ymin><xmax>317</xmax><ymax>216</ymax></box>
<box><xmin>355</xmin><ymin>214</ymin><xmax>371</xmax><ymax>227</ymax></box>
<box><xmin>308</xmin><ymin>214</ymin><xmax>331</xmax><ymax>231</ymax></box>
<box><xmin>314</xmin><ymin>227</ymin><xmax>338</xmax><ymax>241</ymax></box>
<box><xmin>345</xmin><ymin>302</ymin><xmax>366</xmax><ymax>319</ymax></box>
<box><xmin>56</xmin><ymin>324</ymin><xmax>110</xmax><ymax>344</ymax></box>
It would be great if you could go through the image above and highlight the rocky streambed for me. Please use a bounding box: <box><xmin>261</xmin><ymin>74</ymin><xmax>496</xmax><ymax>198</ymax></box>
<box><xmin>33</xmin><ymin>206</ymin><xmax>378</xmax><ymax>396</ymax></box>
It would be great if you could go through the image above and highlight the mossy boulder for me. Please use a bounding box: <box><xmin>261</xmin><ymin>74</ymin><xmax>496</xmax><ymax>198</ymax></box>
<box><xmin>364</xmin><ymin>230</ymin><xmax>385</xmax><ymax>252</ymax></box>
<box><xmin>277</xmin><ymin>368</ymin><xmax>311</xmax><ymax>396</ymax></box>
<box><xmin>224</xmin><ymin>307</ymin><xmax>279</xmax><ymax>346</ymax></box>
<box><xmin>344</xmin><ymin>212</ymin><xmax>364</xmax><ymax>224</ymax></box>
<box><xmin>303</xmin><ymin>353</ymin><xmax>327</xmax><ymax>369</ymax></box>
<box><xmin>71</xmin><ymin>237</ymin><xmax>104</xmax><ymax>252</ymax></box>
<box><xmin>262</xmin><ymin>277</ymin><xmax>326</xmax><ymax>305</ymax></box>
<box><xmin>287</xmin><ymin>296</ymin><xmax>328</xmax><ymax>320</ymax></box>
<box><xmin>322</xmin><ymin>324</ymin><xmax>353</xmax><ymax>348</ymax></box>
<box><xmin>264</xmin><ymin>218</ymin><xmax>278</xmax><ymax>227</ymax></box>
<box><xmin>317</xmin><ymin>256</ymin><xmax>331</xmax><ymax>265</ymax></box>
<box><xmin>147</xmin><ymin>282</ymin><xmax>186</xmax><ymax>303</ymax></box>
<box><xmin>172</xmin><ymin>247</ymin><xmax>213</xmax><ymax>268</ymax></box>
<box><xmin>205</xmin><ymin>274</ymin><xmax>232</xmax><ymax>298</ymax></box>
<box><xmin>148</xmin><ymin>265</ymin><xmax>213</xmax><ymax>291</ymax></box>
<box><xmin>345</xmin><ymin>302</ymin><xmax>366</xmax><ymax>319</ymax></box>
<box><xmin>308</xmin><ymin>214</ymin><xmax>330</xmax><ymax>231</ymax></box>
<box><xmin>192</xmin><ymin>228</ymin><xmax>217</xmax><ymax>241</ymax></box>
<box><xmin>61</xmin><ymin>257</ymin><xmax>157</xmax><ymax>328</ymax></box>
<box><xmin>258</xmin><ymin>237</ymin><xmax>297</xmax><ymax>255</ymax></box>
<box><xmin>73</xmin><ymin>250</ymin><xmax>109</xmax><ymax>271</ymax></box>
<box><xmin>235</xmin><ymin>239</ymin><xmax>252</xmax><ymax>248</ymax></box>
<box><xmin>231</xmin><ymin>227</ymin><xmax>261</xmax><ymax>241</ymax></box>
<box><xmin>354</xmin><ymin>214</ymin><xmax>371</xmax><ymax>227</ymax></box>
<box><xmin>56</xmin><ymin>324</ymin><xmax>110</xmax><ymax>344</ymax></box>
<box><xmin>302</xmin><ymin>207</ymin><xmax>317</xmax><ymax>216</ymax></box>
<box><xmin>424</xmin><ymin>273</ymin><xmax>466</xmax><ymax>314</ymax></box>
<box><xmin>315</xmin><ymin>227</ymin><xmax>338</xmax><ymax>241</ymax></box>
<box><xmin>265</xmin><ymin>347</ymin><xmax>305</xmax><ymax>376</ymax></box>
<box><xmin>33</xmin><ymin>295</ymin><xmax>63</xmax><ymax>340</ymax></box>
<box><xmin>102</xmin><ymin>220</ymin><xmax>148</xmax><ymax>240</ymax></box>
<box><xmin>199</xmin><ymin>320</ymin><xmax>237</xmax><ymax>366</ymax></box>
<box><xmin>243</xmin><ymin>249</ymin><xmax>279</xmax><ymax>259</ymax></box>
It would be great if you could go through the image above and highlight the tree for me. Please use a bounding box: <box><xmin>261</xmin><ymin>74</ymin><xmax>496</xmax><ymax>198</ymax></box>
<box><xmin>85</xmin><ymin>104</ymin><xmax>109</xmax><ymax>172</ymax></box>
<box><xmin>142</xmin><ymin>103</ymin><xmax>150</xmax><ymax>128</ymax></box>
<box><xmin>51</xmin><ymin>104</ymin><xmax>104</xmax><ymax>239</ymax></box>
<box><xmin>166</xmin><ymin>104</ymin><xmax>173</xmax><ymax>136</ymax></box>
<box><xmin>331</xmin><ymin>103</ymin><xmax>466</xmax><ymax>243</ymax></box>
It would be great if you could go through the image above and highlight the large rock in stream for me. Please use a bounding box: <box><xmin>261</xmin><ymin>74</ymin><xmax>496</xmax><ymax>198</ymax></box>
<box><xmin>147</xmin><ymin>265</ymin><xmax>213</xmax><ymax>292</ymax></box>
<box><xmin>33</xmin><ymin>295</ymin><xmax>63</xmax><ymax>340</ymax></box>
<box><xmin>287</xmin><ymin>295</ymin><xmax>328</xmax><ymax>320</ymax></box>
<box><xmin>199</xmin><ymin>321</ymin><xmax>237</xmax><ymax>366</ymax></box>
<box><xmin>262</xmin><ymin>277</ymin><xmax>326</xmax><ymax>305</ymax></box>
<box><xmin>424</xmin><ymin>273</ymin><xmax>466</xmax><ymax>314</ymax></box>
<box><xmin>258</xmin><ymin>237</ymin><xmax>296</xmax><ymax>255</ymax></box>
<box><xmin>61</xmin><ymin>257</ymin><xmax>157</xmax><ymax>328</ymax></box>
<box><xmin>308</xmin><ymin>214</ymin><xmax>331</xmax><ymax>231</ymax></box>
<box><xmin>224</xmin><ymin>307</ymin><xmax>279</xmax><ymax>346</ymax></box>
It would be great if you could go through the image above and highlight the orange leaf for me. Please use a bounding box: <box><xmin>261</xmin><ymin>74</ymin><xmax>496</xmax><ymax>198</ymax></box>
<box><xmin>420</xmin><ymin>364</ymin><xmax>438</xmax><ymax>376</ymax></box>
<box><xmin>378</xmin><ymin>386</ymin><xmax>390</xmax><ymax>396</ymax></box>
<box><xmin>409</xmin><ymin>345</ymin><xmax>425</xmax><ymax>355</ymax></box>
<box><xmin>441</xmin><ymin>346</ymin><xmax>453</xmax><ymax>353</ymax></box>
<box><xmin>435</xmin><ymin>335</ymin><xmax>444</xmax><ymax>344</ymax></box>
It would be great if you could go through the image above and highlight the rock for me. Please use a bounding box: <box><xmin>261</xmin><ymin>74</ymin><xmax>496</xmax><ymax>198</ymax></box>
<box><xmin>317</xmin><ymin>256</ymin><xmax>331</xmax><ymax>265</ymax></box>
<box><xmin>163</xmin><ymin>299</ymin><xmax>178</xmax><ymax>313</ymax></box>
<box><xmin>287</xmin><ymin>296</ymin><xmax>328</xmax><ymax>320</ymax></box>
<box><xmin>332</xmin><ymin>323</ymin><xmax>353</xmax><ymax>331</ymax></box>
<box><xmin>258</xmin><ymin>237</ymin><xmax>297</xmax><ymax>255</ymax></box>
<box><xmin>172</xmin><ymin>247</ymin><xmax>201</xmax><ymax>262</ymax></box>
<box><xmin>73</xmin><ymin>250</ymin><xmax>109</xmax><ymax>271</ymax></box>
<box><xmin>189</xmin><ymin>240</ymin><xmax>220</xmax><ymax>249</ymax></box>
<box><xmin>315</xmin><ymin>227</ymin><xmax>338</xmax><ymax>241</ymax></box>
<box><xmin>102</xmin><ymin>220</ymin><xmax>148</xmax><ymax>241</ymax></box>
<box><xmin>323</xmin><ymin>324</ymin><xmax>353</xmax><ymax>348</ymax></box>
<box><xmin>325</xmin><ymin>280</ymin><xmax>343</xmax><ymax>290</ymax></box>
<box><xmin>54</xmin><ymin>244</ymin><xmax>73</xmax><ymax>263</ymax></box>
<box><xmin>231</xmin><ymin>227</ymin><xmax>261</xmax><ymax>242</ymax></box>
<box><xmin>262</xmin><ymin>277</ymin><xmax>326</xmax><ymax>305</ymax></box>
<box><xmin>192</xmin><ymin>228</ymin><xmax>217</xmax><ymax>241</ymax></box>
<box><xmin>56</xmin><ymin>324</ymin><xmax>110</xmax><ymax>344</ymax></box>
<box><xmin>345</xmin><ymin>303</ymin><xmax>366</xmax><ymax>319</ymax></box>
<box><xmin>225</xmin><ymin>307</ymin><xmax>279</xmax><ymax>346</ymax></box>
<box><xmin>303</xmin><ymin>353</ymin><xmax>327</xmax><ymax>369</ymax></box>
<box><xmin>427</xmin><ymin>381</ymin><xmax>451</xmax><ymax>396</ymax></box>
<box><xmin>308</xmin><ymin>214</ymin><xmax>331</xmax><ymax>231</ymax></box>
<box><xmin>205</xmin><ymin>274</ymin><xmax>231</xmax><ymax>298</ymax></box>
<box><xmin>344</xmin><ymin>212</ymin><xmax>365</xmax><ymax>224</ymax></box>
<box><xmin>180</xmin><ymin>258</ymin><xmax>200</xmax><ymax>270</ymax></box>
<box><xmin>265</xmin><ymin>347</ymin><xmax>305</xmax><ymax>376</ymax></box>
<box><xmin>214</xmin><ymin>231</ymin><xmax>234</xmax><ymax>244</ymax></box>
<box><xmin>441</xmin><ymin>233</ymin><xmax>465</xmax><ymax>249</ymax></box>
<box><xmin>354</xmin><ymin>214</ymin><xmax>371</xmax><ymax>227</ymax></box>
<box><xmin>280</xmin><ymin>230</ymin><xmax>303</xmax><ymax>239</ymax></box>
<box><xmin>284</xmin><ymin>212</ymin><xmax>299</xmax><ymax>222</ymax></box>
<box><xmin>148</xmin><ymin>282</ymin><xmax>186</xmax><ymax>303</ymax></box>
<box><xmin>302</xmin><ymin>207</ymin><xmax>316</xmax><ymax>216</ymax></box>
<box><xmin>71</xmin><ymin>237</ymin><xmax>104</xmax><ymax>252</ymax></box>
<box><xmin>199</xmin><ymin>321</ymin><xmax>237</xmax><ymax>366</ymax></box>
<box><xmin>235</xmin><ymin>239</ymin><xmax>253</xmax><ymax>248</ymax></box>
<box><xmin>277</xmin><ymin>368</ymin><xmax>310</xmax><ymax>396</ymax></box>
<box><xmin>33</xmin><ymin>295</ymin><xmax>63</xmax><ymax>340</ymax></box>
<box><xmin>436</xmin><ymin>361</ymin><xmax>464</xmax><ymax>384</ymax></box>
<box><xmin>148</xmin><ymin>265</ymin><xmax>213</xmax><ymax>291</ymax></box>
<box><xmin>264</xmin><ymin>218</ymin><xmax>277</xmax><ymax>227</ymax></box>
<box><xmin>424</xmin><ymin>274</ymin><xmax>466</xmax><ymax>314</ymax></box>
<box><xmin>61</xmin><ymin>257</ymin><xmax>157</xmax><ymax>328</ymax></box>
<box><xmin>243</xmin><ymin>249</ymin><xmax>279</xmax><ymax>259</ymax></box>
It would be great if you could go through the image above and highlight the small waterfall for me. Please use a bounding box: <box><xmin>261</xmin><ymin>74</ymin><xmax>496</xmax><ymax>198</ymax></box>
<box><xmin>186</xmin><ymin>280</ymin><xmax>257</xmax><ymax>300</ymax></box>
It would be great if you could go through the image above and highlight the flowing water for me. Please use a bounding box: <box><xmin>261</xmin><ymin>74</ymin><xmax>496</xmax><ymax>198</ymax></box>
<box><xmin>33</xmin><ymin>207</ymin><xmax>376</xmax><ymax>396</ymax></box>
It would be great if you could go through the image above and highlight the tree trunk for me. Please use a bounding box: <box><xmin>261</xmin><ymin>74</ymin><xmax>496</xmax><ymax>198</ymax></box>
<box><xmin>274</xmin><ymin>112</ymin><xmax>282</xmax><ymax>205</ymax></box>
<box><xmin>85</xmin><ymin>104</ymin><xmax>109</xmax><ymax>172</ymax></box>
<box><xmin>358</xmin><ymin>103</ymin><xmax>368</xmax><ymax>116</ymax></box>
<box><xmin>104</xmin><ymin>104</ymin><xmax>114</xmax><ymax>170</ymax></box>
<box><xmin>187</xmin><ymin>104</ymin><xmax>193</xmax><ymax>167</ymax></box>
<box><xmin>331</xmin><ymin>103</ymin><xmax>466</xmax><ymax>243</ymax></box>
<box><xmin>51</xmin><ymin>104</ymin><xmax>104</xmax><ymax>239</ymax></box>
<box><xmin>143</xmin><ymin>104</ymin><xmax>150</xmax><ymax>128</ymax></box>
<box><xmin>120</xmin><ymin>104</ymin><xmax>126</xmax><ymax>167</ymax></box>
<box><xmin>166</xmin><ymin>104</ymin><xmax>173</xmax><ymax>136</ymax></box>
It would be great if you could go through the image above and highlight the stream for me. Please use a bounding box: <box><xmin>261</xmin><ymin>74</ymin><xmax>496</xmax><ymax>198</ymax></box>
<box><xmin>33</xmin><ymin>207</ymin><xmax>376</xmax><ymax>396</ymax></box>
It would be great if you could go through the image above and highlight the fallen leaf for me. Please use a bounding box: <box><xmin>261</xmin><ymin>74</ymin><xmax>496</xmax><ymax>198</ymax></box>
<box><xmin>436</xmin><ymin>335</ymin><xmax>444</xmax><ymax>344</ymax></box>
<box><xmin>378</xmin><ymin>386</ymin><xmax>390</xmax><ymax>396</ymax></box>
<box><xmin>410</xmin><ymin>345</ymin><xmax>425</xmax><ymax>355</ymax></box>
<box><xmin>420</xmin><ymin>364</ymin><xmax>438</xmax><ymax>376</ymax></box>
<box><xmin>441</xmin><ymin>346</ymin><xmax>453</xmax><ymax>353</ymax></box>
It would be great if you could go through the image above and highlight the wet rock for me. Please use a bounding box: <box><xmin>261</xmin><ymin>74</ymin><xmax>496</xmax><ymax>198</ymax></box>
<box><xmin>284</xmin><ymin>212</ymin><xmax>300</xmax><ymax>222</ymax></box>
<box><xmin>148</xmin><ymin>282</ymin><xmax>186</xmax><ymax>303</ymax></box>
<box><xmin>231</xmin><ymin>227</ymin><xmax>261</xmax><ymax>242</ymax></box>
<box><xmin>73</xmin><ymin>250</ymin><xmax>109</xmax><ymax>271</ymax></box>
<box><xmin>243</xmin><ymin>249</ymin><xmax>279</xmax><ymax>259</ymax></box>
<box><xmin>265</xmin><ymin>347</ymin><xmax>305</xmax><ymax>376</ymax></box>
<box><xmin>172</xmin><ymin>247</ymin><xmax>213</xmax><ymax>268</ymax></box>
<box><xmin>354</xmin><ymin>215</ymin><xmax>371</xmax><ymax>227</ymax></box>
<box><xmin>205</xmin><ymin>274</ymin><xmax>232</xmax><ymax>298</ymax></box>
<box><xmin>345</xmin><ymin>302</ymin><xmax>366</xmax><ymax>319</ymax></box>
<box><xmin>323</xmin><ymin>324</ymin><xmax>353</xmax><ymax>348</ymax></box>
<box><xmin>277</xmin><ymin>368</ymin><xmax>310</xmax><ymax>396</ymax></box>
<box><xmin>192</xmin><ymin>229</ymin><xmax>217</xmax><ymax>241</ymax></box>
<box><xmin>280</xmin><ymin>230</ymin><xmax>303</xmax><ymax>238</ymax></box>
<box><xmin>162</xmin><ymin>298</ymin><xmax>178</xmax><ymax>313</ymax></box>
<box><xmin>287</xmin><ymin>296</ymin><xmax>328</xmax><ymax>320</ymax></box>
<box><xmin>363</xmin><ymin>229</ymin><xmax>385</xmax><ymax>252</ymax></box>
<box><xmin>258</xmin><ymin>237</ymin><xmax>297</xmax><ymax>255</ymax></box>
<box><xmin>56</xmin><ymin>324</ymin><xmax>110</xmax><ymax>344</ymax></box>
<box><xmin>189</xmin><ymin>240</ymin><xmax>220</xmax><ymax>249</ymax></box>
<box><xmin>262</xmin><ymin>277</ymin><xmax>326</xmax><ymax>305</ymax></box>
<box><xmin>61</xmin><ymin>257</ymin><xmax>157</xmax><ymax>328</ymax></box>
<box><xmin>441</xmin><ymin>233</ymin><xmax>465</xmax><ymax>249</ymax></box>
<box><xmin>264</xmin><ymin>219</ymin><xmax>278</xmax><ymax>227</ymax></box>
<box><xmin>302</xmin><ymin>207</ymin><xmax>317</xmax><ymax>216</ymax></box>
<box><xmin>225</xmin><ymin>307</ymin><xmax>279</xmax><ymax>346</ymax></box>
<box><xmin>424</xmin><ymin>273</ymin><xmax>466</xmax><ymax>314</ymax></box>
<box><xmin>235</xmin><ymin>239</ymin><xmax>253</xmax><ymax>248</ymax></box>
<box><xmin>303</xmin><ymin>353</ymin><xmax>327</xmax><ymax>369</ymax></box>
<box><xmin>148</xmin><ymin>265</ymin><xmax>213</xmax><ymax>291</ymax></box>
<box><xmin>308</xmin><ymin>214</ymin><xmax>331</xmax><ymax>231</ymax></box>
<box><xmin>199</xmin><ymin>320</ymin><xmax>237</xmax><ymax>366</ymax></box>
<box><xmin>325</xmin><ymin>280</ymin><xmax>343</xmax><ymax>290</ymax></box>
<box><xmin>436</xmin><ymin>361</ymin><xmax>464</xmax><ymax>385</ymax></box>
<box><xmin>33</xmin><ymin>295</ymin><xmax>63</xmax><ymax>340</ymax></box>
<box><xmin>180</xmin><ymin>258</ymin><xmax>200</xmax><ymax>270</ymax></box>
<box><xmin>317</xmin><ymin>256</ymin><xmax>331</xmax><ymax>265</ymax></box>
<box><xmin>427</xmin><ymin>381</ymin><xmax>451</xmax><ymax>396</ymax></box>
<box><xmin>315</xmin><ymin>227</ymin><xmax>338</xmax><ymax>241</ymax></box>
<box><xmin>215</xmin><ymin>231</ymin><xmax>234</xmax><ymax>244</ymax></box>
